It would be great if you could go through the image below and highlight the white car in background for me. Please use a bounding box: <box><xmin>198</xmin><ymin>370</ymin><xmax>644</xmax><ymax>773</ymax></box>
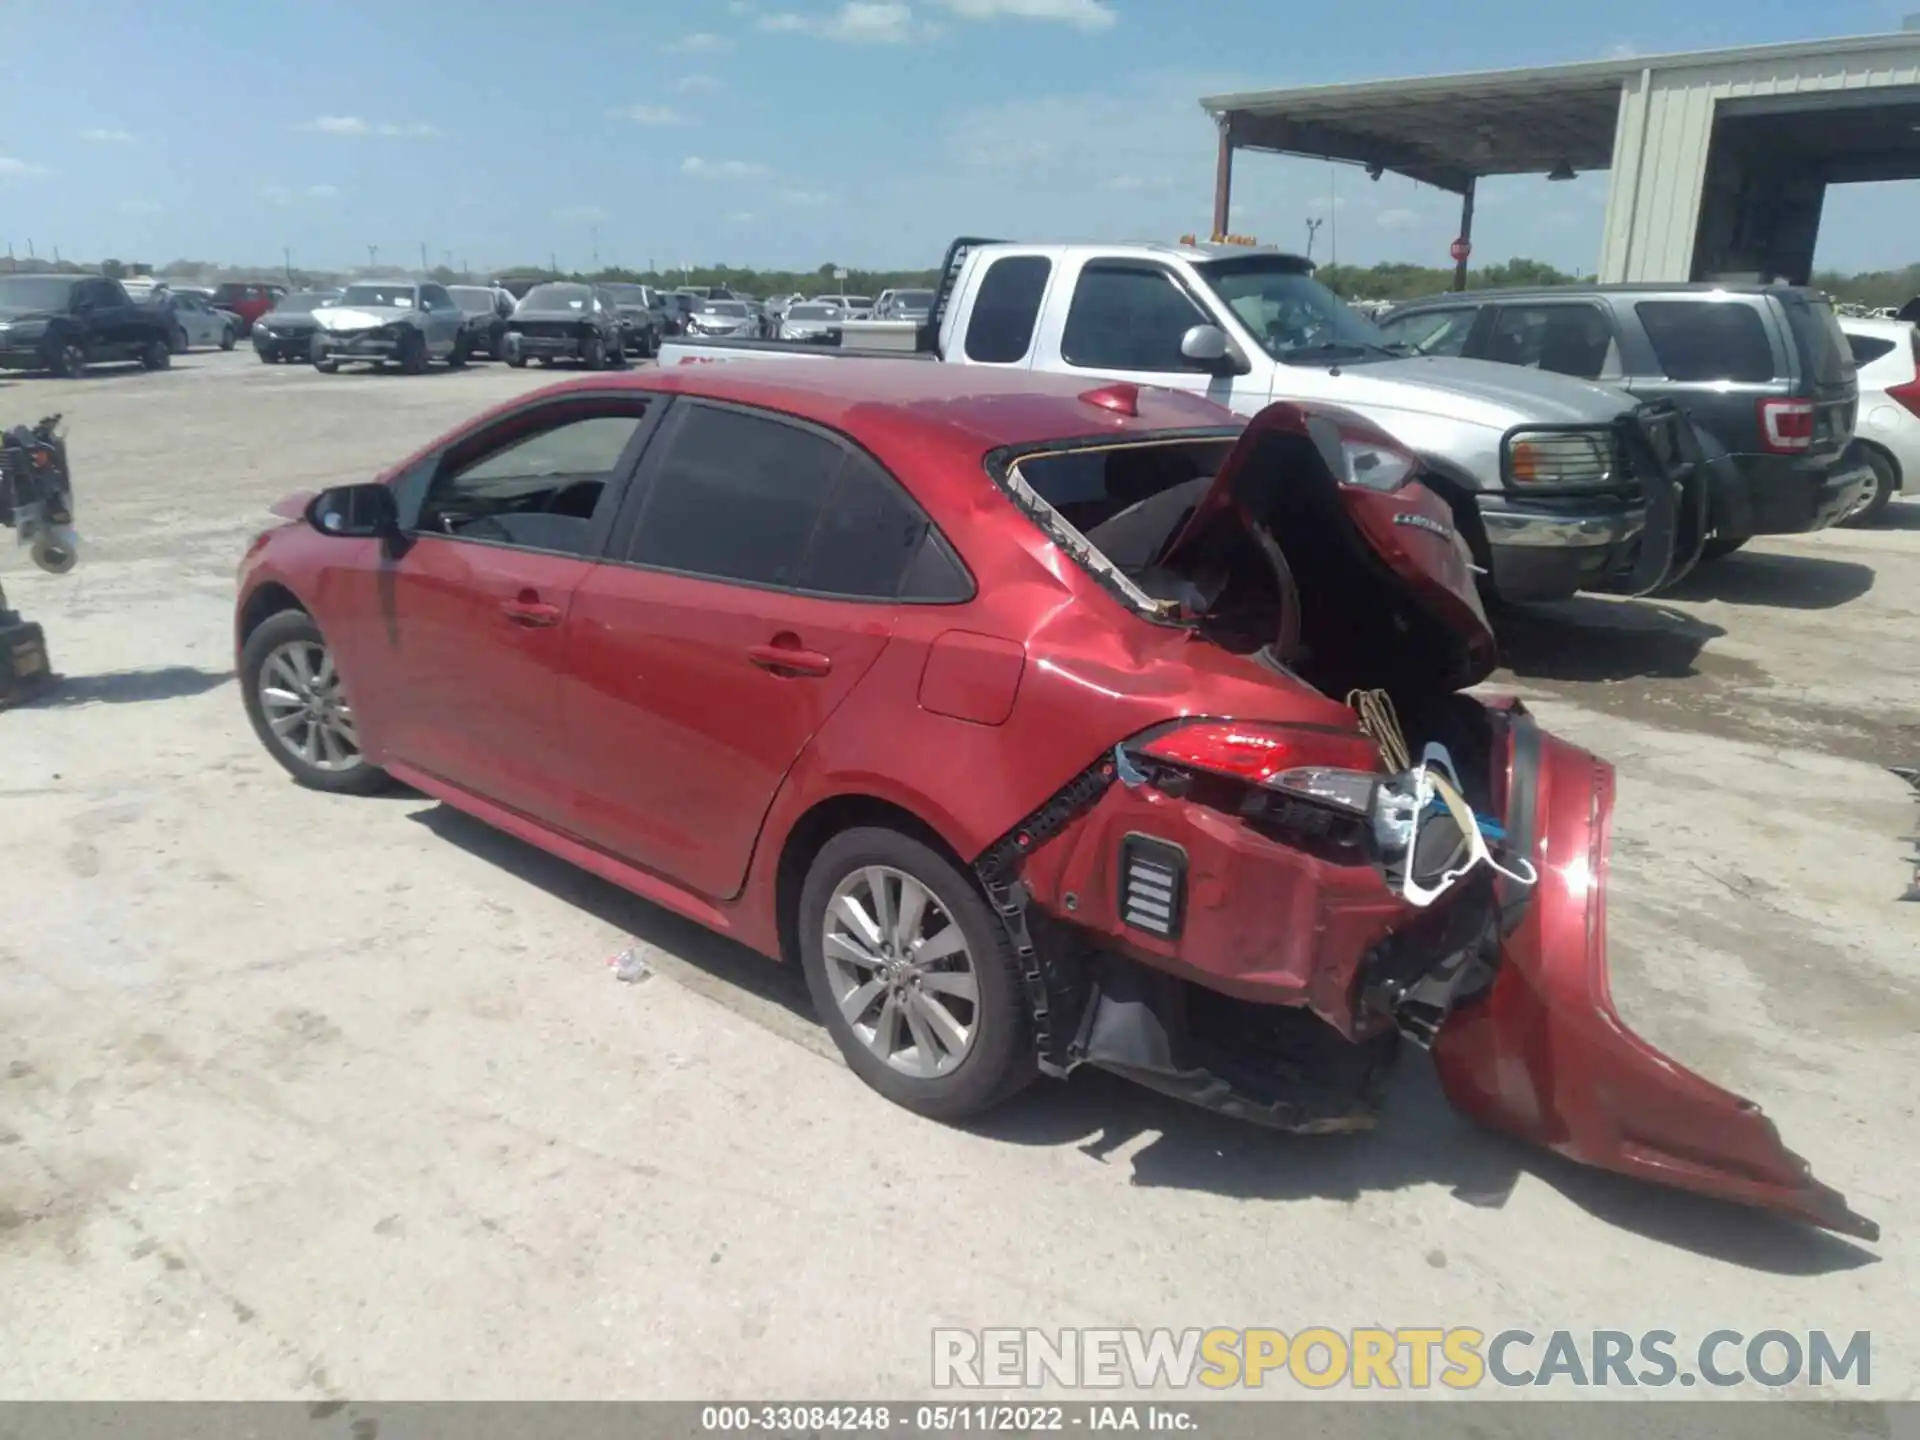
<box><xmin>1839</xmin><ymin>315</ymin><xmax>1919</xmax><ymax>525</ymax></box>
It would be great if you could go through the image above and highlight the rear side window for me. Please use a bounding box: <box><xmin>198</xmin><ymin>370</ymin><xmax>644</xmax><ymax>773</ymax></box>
<box><xmin>631</xmin><ymin>405</ymin><xmax>843</xmax><ymax>587</ymax></box>
<box><xmin>1635</xmin><ymin>301</ymin><xmax>1774</xmax><ymax>383</ymax></box>
<box><xmin>1848</xmin><ymin>334</ymin><xmax>1898</xmax><ymax>367</ymax></box>
<box><xmin>1483</xmin><ymin>304</ymin><xmax>1621</xmax><ymax>380</ymax></box>
<box><xmin>964</xmin><ymin>255</ymin><xmax>1050</xmax><ymax>363</ymax></box>
<box><xmin>798</xmin><ymin>452</ymin><xmax>929</xmax><ymax>598</ymax></box>
<box><xmin>1782</xmin><ymin>296</ymin><xmax>1854</xmax><ymax>387</ymax></box>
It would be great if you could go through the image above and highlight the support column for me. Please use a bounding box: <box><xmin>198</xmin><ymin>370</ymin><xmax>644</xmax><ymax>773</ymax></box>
<box><xmin>1212</xmin><ymin>116</ymin><xmax>1234</xmax><ymax>241</ymax></box>
<box><xmin>1453</xmin><ymin>177</ymin><xmax>1477</xmax><ymax>292</ymax></box>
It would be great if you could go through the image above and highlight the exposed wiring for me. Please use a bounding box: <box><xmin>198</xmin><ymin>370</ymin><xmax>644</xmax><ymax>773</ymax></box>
<box><xmin>1348</xmin><ymin>688</ymin><xmax>1410</xmax><ymax>772</ymax></box>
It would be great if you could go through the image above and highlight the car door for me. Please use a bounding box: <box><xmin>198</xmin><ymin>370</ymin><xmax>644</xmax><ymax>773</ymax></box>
<box><xmin>1039</xmin><ymin>259</ymin><xmax>1242</xmax><ymax>408</ymax></box>
<box><xmin>334</xmin><ymin>395</ymin><xmax>660</xmax><ymax>824</ymax></box>
<box><xmin>560</xmin><ymin>399</ymin><xmax>917</xmax><ymax>899</ymax></box>
<box><xmin>418</xmin><ymin>284</ymin><xmax>460</xmax><ymax>355</ymax></box>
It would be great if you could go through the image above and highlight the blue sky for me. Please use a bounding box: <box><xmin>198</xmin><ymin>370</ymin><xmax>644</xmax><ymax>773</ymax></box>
<box><xmin>3</xmin><ymin>0</ymin><xmax>1918</xmax><ymax>275</ymax></box>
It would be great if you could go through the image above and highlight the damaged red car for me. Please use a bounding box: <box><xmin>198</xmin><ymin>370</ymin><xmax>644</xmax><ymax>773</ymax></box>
<box><xmin>234</xmin><ymin>360</ymin><xmax>1876</xmax><ymax>1241</ymax></box>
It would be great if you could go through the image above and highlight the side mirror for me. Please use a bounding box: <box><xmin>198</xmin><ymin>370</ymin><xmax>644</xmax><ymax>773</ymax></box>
<box><xmin>308</xmin><ymin>482</ymin><xmax>401</xmax><ymax>543</ymax></box>
<box><xmin>1179</xmin><ymin>323</ymin><xmax>1250</xmax><ymax>375</ymax></box>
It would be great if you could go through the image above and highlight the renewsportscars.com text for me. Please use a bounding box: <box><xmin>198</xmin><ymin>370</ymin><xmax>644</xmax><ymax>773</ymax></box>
<box><xmin>931</xmin><ymin>1328</ymin><xmax>1872</xmax><ymax>1392</ymax></box>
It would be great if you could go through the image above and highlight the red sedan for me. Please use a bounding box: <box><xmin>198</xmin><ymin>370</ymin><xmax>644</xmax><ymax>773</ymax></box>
<box><xmin>234</xmin><ymin>361</ymin><xmax>1873</xmax><ymax>1240</ymax></box>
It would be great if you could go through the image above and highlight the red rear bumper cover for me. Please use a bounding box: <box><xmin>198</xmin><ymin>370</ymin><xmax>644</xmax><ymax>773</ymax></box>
<box><xmin>1430</xmin><ymin>718</ymin><xmax>1880</xmax><ymax>1243</ymax></box>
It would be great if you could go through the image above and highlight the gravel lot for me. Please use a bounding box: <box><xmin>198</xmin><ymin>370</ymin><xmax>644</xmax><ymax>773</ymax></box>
<box><xmin>2</xmin><ymin>350</ymin><xmax>1917</xmax><ymax>1401</ymax></box>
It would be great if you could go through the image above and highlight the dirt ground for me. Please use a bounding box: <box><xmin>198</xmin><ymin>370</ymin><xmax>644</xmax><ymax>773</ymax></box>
<box><xmin>2</xmin><ymin>350</ymin><xmax>1917</xmax><ymax>1401</ymax></box>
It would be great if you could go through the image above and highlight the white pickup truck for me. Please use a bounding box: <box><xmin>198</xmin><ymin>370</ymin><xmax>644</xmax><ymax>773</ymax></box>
<box><xmin>659</xmin><ymin>238</ymin><xmax>1708</xmax><ymax>604</ymax></box>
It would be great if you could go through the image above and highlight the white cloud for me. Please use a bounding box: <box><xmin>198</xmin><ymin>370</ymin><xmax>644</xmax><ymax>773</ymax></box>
<box><xmin>296</xmin><ymin>115</ymin><xmax>440</xmax><ymax>138</ymax></box>
<box><xmin>261</xmin><ymin>183</ymin><xmax>341</xmax><ymax>204</ymax></box>
<box><xmin>608</xmin><ymin>104</ymin><xmax>689</xmax><ymax>125</ymax></box>
<box><xmin>118</xmin><ymin>199</ymin><xmax>165</xmax><ymax>215</ymax></box>
<box><xmin>0</xmin><ymin>156</ymin><xmax>47</xmax><ymax>177</ymax></box>
<box><xmin>777</xmin><ymin>186</ymin><xmax>830</xmax><ymax>206</ymax></box>
<box><xmin>932</xmin><ymin>0</ymin><xmax>1115</xmax><ymax>28</ymax></box>
<box><xmin>728</xmin><ymin>211</ymin><xmax>758</xmax><ymax>223</ymax></box>
<box><xmin>1102</xmin><ymin>174</ymin><xmax>1176</xmax><ymax>192</ymax></box>
<box><xmin>1606</xmin><ymin>42</ymin><xmax>1639</xmax><ymax>59</ymax></box>
<box><xmin>555</xmin><ymin>204</ymin><xmax>608</xmax><ymax>224</ymax></box>
<box><xmin>1373</xmin><ymin>208</ymin><xmax>1421</xmax><ymax>230</ymax></box>
<box><xmin>669</xmin><ymin>31</ymin><xmax>730</xmax><ymax>52</ymax></box>
<box><xmin>675</xmin><ymin>74</ymin><xmax>723</xmax><ymax>93</ymax></box>
<box><xmin>307</xmin><ymin>183</ymin><xmax>341</xmax><ymax>199</ymax></box>
<box><xmin>760</xmin><ymin>2</ymin><xmax>916</xmax><ymax>42</ymax></box>
<box><xmin>81</xmin><ymin>127</ymin><xmax>135</xmax><ymax>143</ymax></box>
<box><xmin>682</xmin><ymin>156</ymin><xmax>770</xmax><ymax>179</ymax></box>
<box><xmin>1306</xmin><ymin>194</ymin><xmax>1348</xmax><ymax>214</ymax></box>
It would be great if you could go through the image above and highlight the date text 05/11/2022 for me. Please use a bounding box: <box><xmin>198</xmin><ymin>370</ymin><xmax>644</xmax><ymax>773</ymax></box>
<box><xmin>698</xmin><ymin>1404</ymin><xmax>1199</xmax><ymax>1432</ymax></box>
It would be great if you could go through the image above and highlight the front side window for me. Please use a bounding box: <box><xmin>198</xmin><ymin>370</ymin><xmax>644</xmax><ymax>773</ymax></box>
<box><xmin>1060</xmin><ymin>264</ymin><xmax>1212</xmax><ymax>372</ymax></box>
<box><xmin>417</xmin><ymin>406</ymin><xmax>646</xmax><ymax>554</ymax></box>
<box><xmin>1483</xmin><ymin>304</ymin><xmax>1621</xmax><ymax>380</ymax></box>
<box><xmin>964</xmin><ymin>255</ymin><xmax>1050</xmax><ymax>364</ymax></box>
<box><xmin>1379</xmin><ymin>307</ymin><xmax>1477</xmax><ymax>358</ymax></box>
<box><xmin>420</xmin><ymin>284</ymin><xmax>452</xmax><ymax>310</ymax></box>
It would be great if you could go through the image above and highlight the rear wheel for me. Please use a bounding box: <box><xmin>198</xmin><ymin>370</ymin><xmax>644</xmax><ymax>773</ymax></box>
<box><xmin>398</xmin><ymin>330</ymin><xmax>429</xmax><ymax>375</ymax></box>
<box><xmin>581</xmin><ymin>332</ymin><xmax>606</xmax><ymax>370</ymax></box>
<box><xmin>507</xmin><ymin>352</ymin><xmax>528</xmax><ymax>368</ymax></box>
<box><xmin>140</xmin><ymin>338</ymin><xmax>171</xmax><ymax>371</ymax></box>
<box><xmin>240</xmin><ymin>609</ymin><xmax>389</xmax><ymax>796</ymax></box>
<box><xmin>45</xmin><ymin>339</ymin><xmax>88</xmax><ymax>379</ymax></box>
<box><xmin>447</xmin><ymin>335</ymin><xmax>471</xmax><ymax>369</ymax></box>
<box><xmin>1696</xmin><ymin>535</ymin><xmax>1749</xmax><ymax>563</ymax></box>
<box><xmin>798</xmin><ymin>827</ymin><xmax>1034</xmax><ymax>1121</ymax></box>
<box><xmin>170</xmin><ymin>325</ymin><xmax>189</xmax><ymax>355</ymax></box>
<box><xmin>1841</xmin><ymin>448</ymin><xmax>1898</xmax><ymax>528</ymax></box>
<box><xmin>219</xmin><ymin>324</ymin><xmax>236</xmax><ymax>352</ymax></box>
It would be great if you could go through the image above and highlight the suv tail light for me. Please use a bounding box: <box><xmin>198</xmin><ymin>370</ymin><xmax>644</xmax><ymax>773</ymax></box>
<box><xmin>1887</xmin><ymin>375</ymin><xmax>1920</xmax><ymax>422</ymax></box>
<box><xmin>1758</xmin><ymin>397</ymin><xmax>1816</xmax><ymax>453</ymax></box>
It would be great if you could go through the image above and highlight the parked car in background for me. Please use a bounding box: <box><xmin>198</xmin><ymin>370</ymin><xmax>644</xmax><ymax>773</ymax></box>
<box><xmin>504</xmin><ymin>282</ymin><xmax>626</xmax><ymax>369</ymax></box>
<box><xmin>252</xmin><ymin>290</ymin><xmax>342</xmax><ymax>363</ymax></box>
<box><xmin>877</xmin><ymin>288</ymin><xmax>935</xmax><ymax>323</ymax></box>
<box><xmin>1838</xmin><ymin>315</ymin><xmax>1918</xmax><ymax>525</ymax></box>
<box><xmin>662</xmin><ymin>238</ymin><xmax>1711</xmax><ymax>606</ymax></box>
<box><xmin>211</xmin><ymin>282</ymin><xmax>287</xmax><ymax>336</ymax></box>
<box><xmin>815</xmin><ymin>292</ymin><xmax>873</xmax><ymax>319</ymax></box>
<box><xmin>683</xmin><ymin>299</ymin><xmax>760</xmax><ymax>340</ymax></box>
<box><xmin>599</xmin><ymin>283</ymin><xmax>665</xmax><ymax>358</ymax></box>
<box><xmin>778</xmin><ymin>300</ymin><xmax>846</xmax><ymax>344</ymax></box>
<box><xmin>659</xmin><ymin>292</ymin><xmax>695</xmax><ymax>336</ymax></box>
<box><xmin>0</xmin><ymin>273</ymin><xmax>177</xmax><ymax>376</ymax></box>
<box><xmin>311</xmin><ymin>281</ymin><xmax>471</xmax><ymax>374</ymax></box>
<box><xmin>1377</xmin><ymin>284</ymin><xmax>1872</xmax><ymax>561</ymax></box>
<box><xmin>448</xmin><ymin>284</ymin><xmax>515</xmax><ymax>361</ymax></box>
<box><xmin>161</xmin><ymin>289</ymin><xmax>240</xmax><ymax>352</ymax></box>
<box><xmin>235</xmin><ymin>359</ymin><xmax>1872</xmax><ymax>1242</ymax></box>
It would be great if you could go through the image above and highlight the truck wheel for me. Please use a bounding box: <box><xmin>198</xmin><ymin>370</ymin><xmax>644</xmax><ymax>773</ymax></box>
<box><xmin>581</xmin><ymin>332</ymin><xmax>606</xmax><ymax>370</ymax></box>
<box><xmin>507</xmin><ymin>352</ymin><xmax>528</xmax><ymax>369</ymax></box>
<box><xmin>1841</xmin><ymin>448</ymin><xmax>1897</xmax><ymax>528</ymax></box>
<box><xmin>1696</xmin><ymin>536</ymin><xmax>1749</xmax><ymax>563</ymax></box>
<box><xmin>398</xmin><ymin>331</ymin><xmax>429</xmax><ymax>375</ymax></box>
<box><xmin>220</xmin><ymin>324</ymin><xmax>236</xmax><ymax>352</ymax></box>
<box><xmin>447</xmin><ymin>335</ymin><xmax>470</xmax><ymax>369</ymax></box>
<box><xmin>313</xmin><ymin>355</ymin><xmax>339</xmax><ymax>374</ymax></box>
<box><xmin>798</xmin><ymin>827</ymin><xmax>1035</xmax><ymax>1122</ymax></box>
<box><xmin>140</xmin><ymin>338</ymin><xmax>172</xmax><ymax>371</ymax></box>
<box><xmin>45</xmin><ymin>340</ymin><xmax>89</xmax><ymax>379</ymax></box>
<box><xmin>170</xmin><ymin>326</ymin><xmax>189</xmax><ymax>355</ymax></box>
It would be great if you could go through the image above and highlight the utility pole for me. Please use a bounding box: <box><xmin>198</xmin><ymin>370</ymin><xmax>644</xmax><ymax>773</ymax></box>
<box><xmin>550</xmin><ymin>250</ymin><xmax>559</xmax><ymax>277</ymax></box>
<box><xmin>590</xmin><ymin>224</ymin><xmax>600</xmax><ymax>274</ymax></box>
<box><xmin>1328</xmin><ymin>163</ymin><xmax>1339</xmax><ymax>269</ymax></box>
<box><xmin>1304</xmin><ymin>217</ymin><xmax>1322</xmax><ymax>261</ymax></box>
<box><xmin>26</xmin><ymin>239</ymin><xmax>35</xmax><ymax>260</ymax></box>
<box><xmin>367</xmin><ymin>244</ymin><xmax>379</xmax><ymax>272</ymax></box>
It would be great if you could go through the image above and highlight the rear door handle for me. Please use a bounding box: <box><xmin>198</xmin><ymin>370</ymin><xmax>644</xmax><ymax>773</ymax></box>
<box><xmin>748</xmin><ymin>642</ymin><xmax>832</xmax><ymax>677</ymax></box>
<box><xmin>501</xmin><ymin>598</ymin><xmax>563</xmax><ymax>628</ymax></box>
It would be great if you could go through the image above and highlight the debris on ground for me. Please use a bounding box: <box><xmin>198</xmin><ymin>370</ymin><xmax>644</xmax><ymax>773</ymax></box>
<box><xmin>608</xmin><ymin>947</ymin><xmax>654</xmax><ymax>984</ymax></box>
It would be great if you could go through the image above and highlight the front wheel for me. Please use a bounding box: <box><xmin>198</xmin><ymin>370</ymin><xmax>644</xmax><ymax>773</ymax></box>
<box><xmin>1842</xmin><ymin>448</ymin><xmax>1898</xmax><ymax>528</ymax></box>
<box><xmin>798</xmin><ymin>827</ymin><xmax>1034</xmax><ymax>1121</ymax></box>
<box><xmin>240</xmin><ymin>609</ymin><xmax>389</xmax><ymax>795</ymax></box>
<box><xmin>507</xmin><ymin>352</ymin><xmax>528</xmax><ymax>368</ymax></box>
<box><xmin>581</xmin><ymin>332</ymin><xmax>605</xmax><ymax>370</ymax></box>
<box><xmin>447</xmin><ymin>335</ymin><xmax>471</xmax><ymax>369</ymax></box>
<box><xmin>398</xmin><ymin>330</ymin><xmax>429</xmax><ymax>375</ymax></box>
<box><xmin>170</xmin><ymin>326</ymin><xmax>189</xmax><ymax>355</ymax></box>
<box><xmin>140</xmin><ymin>338</ymin><xmax>171</xmax><ymax>370</ymax></box>
<box><xmin>220</xmin><ymin>324</ymin><xmax>236</xmax><ymax>352</ymax></box>
<box><xmin>45</xmin><ymin>339</ymin><xmax>88</xmax><ymax>379</ymax></box>
<box><xmin>1696</xmin><ymin>535</ymin><xmax>1749</xmax><ymax>563</ymax></box>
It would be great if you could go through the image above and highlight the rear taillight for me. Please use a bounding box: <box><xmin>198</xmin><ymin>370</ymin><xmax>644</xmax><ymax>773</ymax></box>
<box><xmin>1887</xmin><ymin>376</ymin><xmax>1920</xmax><ymax>422</ymax></box>
<box><xmin>1133</xmin><ymin>721</ymin><xmax>1381</xmax><ymax>791</ymax></box>
<box><xmin>1758</xmin><ymin>397</ymin><xmax>1816</xmax><ymax>453</ymax></box>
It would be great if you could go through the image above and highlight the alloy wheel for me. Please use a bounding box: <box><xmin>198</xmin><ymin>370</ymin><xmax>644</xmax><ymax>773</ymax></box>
<box><xmin>822</xmin><ymin>866</ymin><xmax>979</xmax><ymax>1078</ymax></box>
<box><xmin>257</xmin><ymin>639</ymin><xmax>361</xmax><ymax>772</ymax></box>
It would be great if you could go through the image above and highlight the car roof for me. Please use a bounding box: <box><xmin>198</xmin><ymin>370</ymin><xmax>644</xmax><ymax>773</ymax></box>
<box><xmin>510</xmin><ymin>360</ymin><xmax>1239</xmax><ymax>451</ymax></box>
<box><xmin>1391</xmin><ymin>282</ymin><xmax>1823</xmax><ymax>309</ymax></box>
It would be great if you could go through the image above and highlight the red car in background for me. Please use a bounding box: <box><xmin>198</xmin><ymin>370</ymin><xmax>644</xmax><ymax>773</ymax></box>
<box><xmin>211</xmin><ymin>281</ymin><xmax>287</xmax><ymax>335</ymax></box>
<box><xmin>233</xmin><ymin>360</ymin><xmax>1875</xmax><ymax>1241</ymax></box>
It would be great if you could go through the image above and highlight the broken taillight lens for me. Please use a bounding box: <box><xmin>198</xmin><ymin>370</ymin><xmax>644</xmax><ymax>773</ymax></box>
<box><xmin>1134</xmin><ymin>721</ymin><xmax>1381</xmax><ymax>789</ymax></box>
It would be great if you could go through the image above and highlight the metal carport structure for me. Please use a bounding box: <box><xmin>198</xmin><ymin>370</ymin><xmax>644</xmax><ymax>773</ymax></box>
<box><xmin>1199</xmin><ymin>31</ymin><xmax>1920</xmax><ymax>289</ymax></box>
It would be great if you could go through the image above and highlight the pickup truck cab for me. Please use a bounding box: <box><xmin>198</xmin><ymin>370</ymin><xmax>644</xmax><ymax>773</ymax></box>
<box><xmin>1378</xmin><ymin>283</ymin><xmax>1873</xmax><ymax>560</ymax></box>
<box><xmin>0</xmin><ymin>273</ymin><xmax>177</xmax><ymax>378</ymax></box>
<box><xmin>661</xmin><ymin>240</ymin><xmax>1706</xmax><ymax>604</ymax></box>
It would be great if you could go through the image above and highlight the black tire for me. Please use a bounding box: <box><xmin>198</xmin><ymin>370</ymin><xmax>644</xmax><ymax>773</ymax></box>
<box><xmin>398</xmin><ymin>330</ymin><xmax>429</xmax><ymax>375</ymax></box>
<box><xmin>1696</xmin><ymin>535</ymin><xmax>1749</xmax><ymax>563</ymax></box>
<box><xmin>220</xmin><ymin>324</ymin><xmax>236</xmax><ymax>352</ymax></box>
<box><xmin>491</xmin><ymin>332</ymin><xmax>507</xmax><ymax>361</ymax></box>
<box><xmin>170</xmin><ymin>325</ymin><xmax>189</xmax><ymax>355</ymax></box>
<box><xmin>507</xmin><ymin>352</ymin><xmax>528</xmax><ymax>368</ymax></box>
<box><xmin>798</xmin><ymin>826</ymin><xmax>1035</xmax><ymax>1122</ymax></box>
<box><xmin>1842</xmin><ymin>448</ymin><xmax>1898</xmax><ymax>528</ymax></box>
<box><xmin>609</xmin><ymin>334</ymin><xmax>626</xmax><ymax>367</ymax></box>
<box><xmin>313</xmin><ymin>355</ymin><xmax>339</xmax><ymax>374</ymax></box>
<box><xmin>44</xmin><ymin>338</ymin><xmax>88</xmax><ymax>379</ymax></box>
<box><xmin>581</xmin><ymin>332</ymin><xmax>606</xmax><ymax>370</ymax></box>
<box><xmin>447</xmin><ymin>336</ymin><xmax>470</xmax><ymax>369</ymax></box>
<box><xmin>140</xmin><ymin>338</ymin><xmax>171</xmax><ymax>371</ymax></box>
<box><xmin>239</xmin><ymin>609</ymin><xmax>390</xmax><ymax>796</ymax></box>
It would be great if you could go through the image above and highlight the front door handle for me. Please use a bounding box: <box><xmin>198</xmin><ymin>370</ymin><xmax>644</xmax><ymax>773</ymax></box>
<box><xmin>748</xmin><ymin>641</ymin><xmax>832</xmax><ymax>677</ymax></box>
<box><xmin>501</xmin><ymin>595</ymin><xmax>563</xmax><ymax>628</ymax></box>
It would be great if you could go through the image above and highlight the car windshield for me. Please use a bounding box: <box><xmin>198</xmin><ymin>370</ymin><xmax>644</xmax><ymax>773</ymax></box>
<box><xmin>846</xmin><ymin>296</ymin><xmax>872</xmax><ymax>307</ymax></box>
<box><xmin>789</xmin><ymin>303</ymin><xmax>837</xmax><ymax>319</ymax></box>
<box><xmin>601</xmin><ymin>285</ymin><xmax>646</xmax><ymax>303</ymax></box>
<box><xmin>1194</xmin><ymin>256</ymin><xmax>1402</xmax><ymax>364</ymax></box>
<box><xmin>448</xmin><ymin>287</ymin><xmax>495</xmax><ymax>309</ymax></box>
<box><xmin>0</xmin><ymin>277</ymin><xmax>76</xmax><ymax>310</ymax></box>
<box><xmin>702</xmin><ymin>302</ymin><xmax>749</xmax><ymax>317</ymax></box>
<box><xmin>894</xmin><ymin>290</ymin><xmax>934</xmax><ymax>309</ymax></box>
<box><xmin>340</xmin><ymin>284</ymin><xmax>415</xmax><ymax>308</ymax></box>
<box><xmin>274</xmin><ymin>293</ymin><xmax>333</xmax><ymax>314</ymax></box>
<box><xmin>523</xmin><ymin>284</ymin><xmax>590</xmax><ymax>309</ymax></box>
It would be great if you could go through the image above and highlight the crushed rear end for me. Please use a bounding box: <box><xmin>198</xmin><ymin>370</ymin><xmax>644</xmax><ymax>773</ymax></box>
<box><xmin>988</xmin><ymin>398</ymin><xmax>1877</xmax><ymax>1241</ymax></box>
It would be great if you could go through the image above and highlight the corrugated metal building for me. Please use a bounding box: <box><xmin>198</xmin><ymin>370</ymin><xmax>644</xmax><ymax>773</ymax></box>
<box><xmin>1199</xmin><ymin>31</ymin><xmax>1920</xmax><ymax>287</ymax></box>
